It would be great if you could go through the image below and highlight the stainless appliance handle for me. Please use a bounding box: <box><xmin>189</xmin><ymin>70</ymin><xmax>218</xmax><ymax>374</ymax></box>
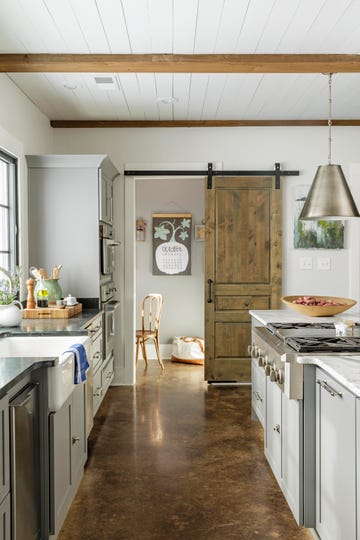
<box><xmin>316</xmin><ymin>379</ymin><xmax>343</xmax><ymax>398</ymax></box>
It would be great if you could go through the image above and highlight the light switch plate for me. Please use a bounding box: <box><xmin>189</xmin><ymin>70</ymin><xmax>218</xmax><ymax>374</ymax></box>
<box><xmin>300</xmin><ymin>257</ymin><xmax>313</xmax><ymax>270</ymax></box>
<box><xmin>318</xmin><ymin>257</ymin><xmax>331</xmax><ymax>270</ymax></box>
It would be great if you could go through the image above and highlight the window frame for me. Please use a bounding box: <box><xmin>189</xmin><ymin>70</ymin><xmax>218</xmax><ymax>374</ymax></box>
<box><xmin>0</xmin><ymin>149</ymin><xmax>18</xmax><ymax>271</ymax></box>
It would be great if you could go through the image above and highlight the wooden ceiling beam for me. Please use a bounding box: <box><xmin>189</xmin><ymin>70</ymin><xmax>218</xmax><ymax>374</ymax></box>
<box><xmin>50</xmin><ymin>119</ymin><xmax>360</xmax><ymax>128</ymax></box>
<box><xmin>1</xmin><ymin>54</ymin><xmax>360</xmax><ymax>73</ymax></box>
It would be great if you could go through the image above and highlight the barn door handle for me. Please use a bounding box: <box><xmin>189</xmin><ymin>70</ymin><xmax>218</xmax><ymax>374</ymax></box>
<box><xmin>207</xmin><ymin>279</ymin><xmax>213</xmax><ymax>303</ymax></box>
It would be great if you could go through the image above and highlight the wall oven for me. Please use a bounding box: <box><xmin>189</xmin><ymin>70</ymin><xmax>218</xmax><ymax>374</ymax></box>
<box><xmin>100</xmin><ymin>223</ymin><xmax>120</xmax><ymax>276</ymax></box>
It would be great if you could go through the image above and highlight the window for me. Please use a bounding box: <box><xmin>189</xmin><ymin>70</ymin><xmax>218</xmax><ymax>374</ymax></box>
<box><xmin>0</xmin><ymin>150</ymin><xmax>17</xmax><ymax>271</ymax></box>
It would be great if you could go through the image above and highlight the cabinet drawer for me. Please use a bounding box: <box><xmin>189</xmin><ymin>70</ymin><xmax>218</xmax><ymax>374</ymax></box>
<box><xmin>0</xmin><ymin>492</ymin><xmax>11</xmax><ymax>540</ymax></box>
<box><xmin>92</xmin><ymin>368</ymin><xmax>103</xmax><ymax>417</ymax></box>
<box><xmin>91</xmin><ymin>332</ymin><xmax>103</xmax><ymax>372</ymax></box>
<box><xmin>102</xmin><ymin>355</ymin><xmax>114</xmax><ymax>393</ymax></box>
<box><xmin>86</xmin><ymin>315</ymin><xmax>102</xmax><ymax>340</ymax></box>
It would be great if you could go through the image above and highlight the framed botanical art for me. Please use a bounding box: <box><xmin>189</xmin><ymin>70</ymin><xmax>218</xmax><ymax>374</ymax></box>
<box><xmin>152</xmin><ymin>213</ymin><xmax>192</xmax><ymax>275</ymax></box>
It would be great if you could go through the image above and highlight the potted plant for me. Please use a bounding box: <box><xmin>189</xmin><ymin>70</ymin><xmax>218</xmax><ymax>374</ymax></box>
<box><xmin>0</xmin><ymin>266</ymin><xmax>23</xmax><ymax>326</ymax></box>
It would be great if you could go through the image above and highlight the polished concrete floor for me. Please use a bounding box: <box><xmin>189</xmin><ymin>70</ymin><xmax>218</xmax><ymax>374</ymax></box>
<box><xmin>58</xmin><ymin>361</ymin><xmax>313</xmax><ymax>540</ymax></box>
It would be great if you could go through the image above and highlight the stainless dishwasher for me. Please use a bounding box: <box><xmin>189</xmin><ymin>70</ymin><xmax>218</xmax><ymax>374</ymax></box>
<box><xmin>10</xmin><ymin>383</ymin><xmax>40</xmax><ymax>540</ymax></box>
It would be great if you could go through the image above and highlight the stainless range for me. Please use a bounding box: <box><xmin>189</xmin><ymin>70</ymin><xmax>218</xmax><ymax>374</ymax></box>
<box><xmin>252</xmin><ymin>321</ymin><xmax>360</xmax><ymax>399</ymax></box>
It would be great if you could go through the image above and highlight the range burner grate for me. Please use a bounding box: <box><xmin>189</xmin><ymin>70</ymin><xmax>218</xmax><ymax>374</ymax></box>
<box><xmin>285</xmin><ymin>335</ymin><xmax>360</xmax><ymax>353</ymax></box>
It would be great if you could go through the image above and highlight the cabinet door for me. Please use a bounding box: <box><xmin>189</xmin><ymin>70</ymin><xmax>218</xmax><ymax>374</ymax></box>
<box><xmin>0</xmin><ymin>493</ymin><xmax>11</xmax><ymax>540</ymax></box>
<box><xmin>102</xmin><ymin>354</ymin><xmax>114</xmax><ymax>394</ymax></box>
<box><xmin>316</xmin><ymin>368</ymin><xmax>356</xmax><ymax>540</ymax></box>
<box><xmin>93</xmin><ymin>367</ymin><xmax>103</xmax><ymax>417</ymax></box>
<box><xmin>0</xmin><ymin>396</ymin><xmax>9</xmax><ymax>504</ymax></box>
<box><xmin>251</xmin><ymin>360</ymin><xmax>265</xmax><ymax>427</ymax></box>
<box><xmin>265</xmin><ymin>378</ymin><xmax>282</xmax><ymax>482</ymax></box>
<box><xmin>281</xmin><ymin>394</ymin><xmax>303</xmax><ymax>525</ymax></box>
<box><xmin>71</xmin><ymin>382</ymin><xmax>87</xmax><ymax>482</ymax></box>
<box><xmin>49</xmin><ymin>396</ymin><xmax>72</xmax><ymax>536</ymax></box>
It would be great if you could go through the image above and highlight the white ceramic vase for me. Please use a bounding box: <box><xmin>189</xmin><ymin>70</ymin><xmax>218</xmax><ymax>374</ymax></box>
<box><xmin>0</xmin><ymin>301</ymin><xmax>23</xmax><ymax>327</ymax></box>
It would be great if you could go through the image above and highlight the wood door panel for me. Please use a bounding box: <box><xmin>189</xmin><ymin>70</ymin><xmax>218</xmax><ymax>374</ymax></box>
<box><xmin>206</xmin><ymin>359</ymin><xmax>252</xmax><ymax>382</ymax></box>
<box><xmin>215</xmin><ymin>322</ymin><xmax>251</xmax><ymax>358</ymax></box>
<box><xmin>216</xmin><ymin>188</ymin><xmax>270</xmax><ymax>283</ymax></box>
<box><xmin>205</xmin><ymin>175</ymin><xmax>282</xmax><ymax>382</ymax></box>
<box><xmin>216</xmin><ymin>296</ymin><xmax>270</xmax><ymax>311</ymax></box>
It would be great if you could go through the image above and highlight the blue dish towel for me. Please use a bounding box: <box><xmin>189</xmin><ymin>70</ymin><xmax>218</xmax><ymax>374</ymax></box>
<box><xmin>64</xmin><ymin>343</ymin><xmax>90</xmax><ymax>384</ymax></box>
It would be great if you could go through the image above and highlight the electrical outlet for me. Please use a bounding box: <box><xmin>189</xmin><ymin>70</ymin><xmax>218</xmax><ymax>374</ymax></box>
<box><xmin>318</xmin><ymin>257</ymin><xmax>331</xmax><ymax>270</ymax></box>
<box><xmin>300</xmin><ymin>257</ymin><xmax>313</xmax><ymax>270</ymax></box>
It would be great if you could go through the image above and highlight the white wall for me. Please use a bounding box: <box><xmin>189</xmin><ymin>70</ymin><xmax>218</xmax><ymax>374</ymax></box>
<box><xmin>135</xmin><ymin>177</ymin><xmax>204</xmax><ymax>343</ymax></box>
<box><xmin>0</xmin><ymin>74</ymin><xmax>53</xmax><ymax>289</ymax></box>
<box><xmin>53</xmin><ymin>125</ymin><xmax>360</xmax><ymax>300</ymax></box>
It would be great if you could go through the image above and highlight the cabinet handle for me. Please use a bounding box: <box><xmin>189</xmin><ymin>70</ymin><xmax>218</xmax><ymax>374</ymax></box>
<box><xmin>93</xmin><ymin>386</ymin><xmax>103</xmax><ymax>397</ymax></box>
<box><xmin>247</xmin><ymin>344</ymin><xmax>253</xmax><ymax>355</ymax></box>
<box><xmin>207</xmin><ymin>278</ymin><xmax>213</xmax><ymax>303</ymax></box>
<box><xmin>317</xmin><ymin>379</ymin><xmax>343</xmax><ymax>398</ymax></box>
<box><xmin>273</xmin><ymin>424</ymin><xmax>280</xmax><ymax>433</ymax></box>
<box><xmin>92</xmin><ymin>352</ymin><xmax>101</xmax><ymax>360</ymax></box>
<box><xmin>72</xmin><ymin>436</ymin><xmax>80</xmax><ymax>444</ymax></box>
<box><xmin>89</xmin><ymin>325</ymin><xmax>101</xmax><ymax>334</ymax></box>
<box><xmin>106</xmin><ymin>371</ymin><xmax>114</xmax><ymax>380</ymax></box>
<box><xmin>255</xmin><ymin>391</ymin><xmax>263</xmax><ymax>403</ymax></box>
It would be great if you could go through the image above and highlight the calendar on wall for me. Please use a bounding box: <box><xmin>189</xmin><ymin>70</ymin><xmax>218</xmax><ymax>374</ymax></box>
<box><xmin>152</xmin><ymin>213</ymin><xmax>192</xmax><ymax>275</ymax></box>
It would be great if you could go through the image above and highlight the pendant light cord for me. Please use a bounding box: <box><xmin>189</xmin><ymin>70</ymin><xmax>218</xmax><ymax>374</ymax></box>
<box><xmin>328</xmin><ymin>73</ymin><xmax>332</xmax><ymax>165</ymax></box>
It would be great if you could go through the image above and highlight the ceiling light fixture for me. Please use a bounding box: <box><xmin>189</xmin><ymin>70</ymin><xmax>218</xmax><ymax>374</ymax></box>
<box><xmin>156</xmin><ymin>96</ymin><xmax>179</xmax><ymax>105</ymax></box>
<box><xmin>299</xmin><ymin>73</ymin><xmax>360</xmax><ymax>220</ymax></box>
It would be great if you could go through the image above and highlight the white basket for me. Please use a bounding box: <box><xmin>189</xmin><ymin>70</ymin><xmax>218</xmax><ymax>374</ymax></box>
<box><xmin>171</xmin><ymin>336</ymin><xmax>204</xmax><ymax>365</ymax></box>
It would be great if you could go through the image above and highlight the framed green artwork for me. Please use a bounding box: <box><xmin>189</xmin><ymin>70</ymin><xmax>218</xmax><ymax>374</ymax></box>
<box><xmin>294</xmin><ymin>185</ymin><xmax>344</xmax><ymax>249</ymax></box>
<box><xmin>152</xmin><ymin>213</ymin><xmax>192</xmax><ymax>275</ymax></box>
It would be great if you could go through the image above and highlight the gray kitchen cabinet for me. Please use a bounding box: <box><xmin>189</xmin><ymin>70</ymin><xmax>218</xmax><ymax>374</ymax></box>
<box><xmin>315</xmin><ymin>368</ymin><xmax>356</xmax><ymax>540</ymax></box>
<box><xmin>0</xmin><ymin>395</ymin><xmax>9</xmax><ymax>506</ymax></box>
<box><xmin>26</xmin><ymin>154</ymin><xmax>119</xmax><ymax>299</ymax></box>
<box><xmin>49</xmin><ymin>381</ymin><xmax>87</xmax><ymax>538</ymax></box>
<box><xmin>0</xmin><ymin>493</ymin><xmax>11</xmax><ymax>540</ymax></box>
<box><xmin>84</xmin><ymin>314</ymin><xmax>103</xmax><ymax>434</ymax></box>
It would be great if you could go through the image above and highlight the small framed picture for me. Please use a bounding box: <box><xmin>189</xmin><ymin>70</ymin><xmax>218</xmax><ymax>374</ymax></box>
<box><xmin>194</xmin><ymin>224</ymin><xmax>205</xmax><ymax>241</ymax></box>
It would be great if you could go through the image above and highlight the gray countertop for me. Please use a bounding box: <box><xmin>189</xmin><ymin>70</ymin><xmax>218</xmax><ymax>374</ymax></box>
<box><xmin>0</xmin><ymin>308</ymin><xmax>102</xmax><ymax>337</ymax></box>
<box><xmin>0</xmin><ymin>308</ymin><xmax>103</xmax><ymax>397</ymax></box>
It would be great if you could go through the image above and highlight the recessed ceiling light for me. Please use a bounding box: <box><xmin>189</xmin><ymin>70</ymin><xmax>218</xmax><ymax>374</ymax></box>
<box><xmin>156</xmin><ymin>96</ymin><xmax>179</xmax><ymax>105</ymax></box>
<box><xmin>94</xmin><ymin>76</ymin><xmax>117</xmax><ymax>90</ymax></box>
<box><xmin>63</xmin><ymin>83</ymin><xmax>77</xmax><ymax>91</ymax></box>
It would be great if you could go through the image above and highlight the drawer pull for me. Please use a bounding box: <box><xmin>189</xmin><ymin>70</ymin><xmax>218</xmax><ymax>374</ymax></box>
<box><xmin>92</xmin><ymin>352</ymin><xmax>101</xmax><ymax>360</ymax></box>
<box><xmin>89</xmin><ymin>325</ymin><xmax>101</xmax><ymax>334</ymax></box>
<box><xmin>72</xmin><ymin>435</ymin><xmax>80</xmax><ymax>444</ymax></box>
<box><xmin>273</xmin><ymin>424</ymin><xmax>280</xmax><ymax>433</ymax></box>
<box><xmin>255</xmin><ymin>391</ymin><xmax>263</xmax><ymax>403</ymax></box>
<box><xmin>106</xmin><ymin>371</ymin><xmax>114</xmax><ymax>380</ymax></box>
<box><xmin>317</xmin><ymin>379</ymin><xmax>343</xmax><ymax>398</ymax></box>
<box><xmin>93</xmin><ymin>386</ymin><xmax>103</xmax><ymax>397</ymax></box>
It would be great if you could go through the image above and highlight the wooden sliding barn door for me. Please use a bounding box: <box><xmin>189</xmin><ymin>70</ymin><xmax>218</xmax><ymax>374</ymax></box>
<box><xmin>204</xmin><ymin>176</ymin><xmax>282</xmax><ymax>382</ymax></box>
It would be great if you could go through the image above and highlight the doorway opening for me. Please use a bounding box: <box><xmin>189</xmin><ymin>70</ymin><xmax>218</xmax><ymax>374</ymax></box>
<box><xmin>134</xmin><ymin>176</ymin><xmax>204</xmax><ymax>378</ymax></box>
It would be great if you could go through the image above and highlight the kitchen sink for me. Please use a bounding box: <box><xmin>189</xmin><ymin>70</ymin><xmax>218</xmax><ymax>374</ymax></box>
<box><xmin>0</xmin><ymin>335</ymin><xmax>90</xmax><ymax>411</ymax></box>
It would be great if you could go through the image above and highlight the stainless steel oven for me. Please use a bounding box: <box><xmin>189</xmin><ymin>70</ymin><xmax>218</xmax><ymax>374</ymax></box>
<box><xmin>100</xmin><ymin>222</ymin><xmax>120</xmax><ymax>276</ymax></box>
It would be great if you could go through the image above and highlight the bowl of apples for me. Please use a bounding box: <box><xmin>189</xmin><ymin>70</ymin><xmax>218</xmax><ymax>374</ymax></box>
<box><xmin>281</xmin><ymin>295</ymin><xmax>357</xmax><ymax>317</ymax></box>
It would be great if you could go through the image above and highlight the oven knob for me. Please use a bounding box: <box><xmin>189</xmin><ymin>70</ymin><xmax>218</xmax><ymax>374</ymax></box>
<box><xmin>270</xmin><ymin>367</ymin><xmax>277</xmax><ymax>382</ymax></box>
<box><xmin>258</xmin><ymin>356</ymin><xmax>264</xmax><ymax>367</ymax></box>
<box><xmin>265</xmin><ymin>363</ymin><xmax>271</xmax><ymax>376</ymax></box>
<box><xmin>277</xmin><ymin>369</ymin><xmax>284</xmax><ymax>385</ymax></box>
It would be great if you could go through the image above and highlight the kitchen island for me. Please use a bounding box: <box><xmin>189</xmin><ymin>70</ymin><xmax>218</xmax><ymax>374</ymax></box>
<box><xmin>250</xmin><ymin>309</ymin><xmax>360</xmax><ymax>540</ymax></box>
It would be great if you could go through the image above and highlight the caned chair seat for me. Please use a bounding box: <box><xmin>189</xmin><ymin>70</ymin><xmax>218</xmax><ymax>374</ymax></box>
<box><xmin>136</xmin><ymin>294</ymin><xmax>164</xmax><ymax>369</ymax></box>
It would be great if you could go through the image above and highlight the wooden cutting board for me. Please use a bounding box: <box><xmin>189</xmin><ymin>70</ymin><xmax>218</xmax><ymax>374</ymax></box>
<box><xmin>23</xmin><ymin>303</ymin><xmax>82</xmax><ymax>319</ymax></box>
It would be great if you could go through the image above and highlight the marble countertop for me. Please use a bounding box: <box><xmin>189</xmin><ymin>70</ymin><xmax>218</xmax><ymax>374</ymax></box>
<box><xmin>0</xmin><ymin>308</ymin><xmax>102</xmax><ymax>337</ymax></box>
<box><xmin>249</xmin><ymin>309</ymin><xmax>360</xmax><ymax>326</ymax></box>
<box><xmin>298</xmin><ymin>355</ymin><xmax>360</xmax><ymax>397</ymax></box>
<box><xmin>250</xmin><ymin>309</ymin><xmax>360</xmax><ymax>396</ymax></box>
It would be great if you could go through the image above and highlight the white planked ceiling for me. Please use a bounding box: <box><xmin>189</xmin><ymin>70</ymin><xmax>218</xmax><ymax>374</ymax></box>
<box><xmin>1</xmin><ymin>0</ymin><xmax>360</xmax><ymax>121</ymax></box>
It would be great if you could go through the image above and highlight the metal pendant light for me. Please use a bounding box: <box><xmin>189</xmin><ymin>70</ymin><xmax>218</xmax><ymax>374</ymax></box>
<box><xmin>299</xmin><ymin>73</ymin><xmax>360</xmax><ymax>220</ymax></box>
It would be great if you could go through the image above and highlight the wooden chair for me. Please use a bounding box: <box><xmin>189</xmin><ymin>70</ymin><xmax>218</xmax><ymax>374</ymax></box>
<box><xmin>136</xmin><ymin>293</ymin><xmax>164</xmax><ymax>369</ymax></box>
